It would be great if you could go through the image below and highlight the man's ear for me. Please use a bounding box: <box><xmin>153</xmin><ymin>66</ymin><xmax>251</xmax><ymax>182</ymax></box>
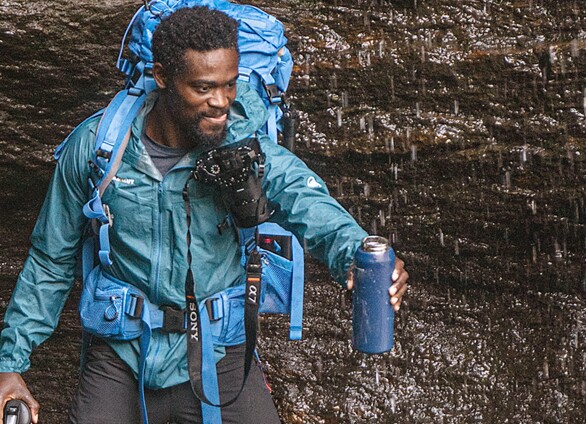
<box><xmin>152</xmin><ymin>62</ymin><xmax>168</xmax><ymax>89</ymax></box>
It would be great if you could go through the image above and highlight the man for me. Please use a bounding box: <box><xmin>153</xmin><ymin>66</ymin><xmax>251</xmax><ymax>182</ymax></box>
<box><xmin>0</xmin><ymin>7</ymin><xmax>408</xmax><ymax>424</ymax></box>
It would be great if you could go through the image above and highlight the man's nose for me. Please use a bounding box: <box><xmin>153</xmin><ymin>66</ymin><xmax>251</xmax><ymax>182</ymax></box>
<box><xmin>208</xmin><ymin>88</ymin><xmax>231</xmax><ymax>110</ymax></box>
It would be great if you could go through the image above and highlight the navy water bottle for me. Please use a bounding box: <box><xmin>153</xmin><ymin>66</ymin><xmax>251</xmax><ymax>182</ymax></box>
<box><xmin>352</xmin><ymin>236</ymin><xmax>396</xmax><ymax>354</ymax></box>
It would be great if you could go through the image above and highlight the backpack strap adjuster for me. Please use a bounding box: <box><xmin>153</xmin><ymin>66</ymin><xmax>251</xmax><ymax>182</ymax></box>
<box><xmin>96</xmin><ymin>149</ymin><xmax>112</xmax><ymax>160</ymax></box>
<box><xmin>128</xmin><ymin>87</ymin><xmax>144</xmax><ymax>97</ymax></box>
<box><xmin>205</xmin><ymin>298</ymin><xmax>224</xmax><ymax>321</ymax></box>
<box><xmin>162</xmin><ymin>306</ymin><xmax>187</xmax><ymax>333</ymax></box>
<box><xmin>262</xmin><ymin>81</ymin><xmax>282</xmax><ymax>105</ymax></box>
<box><xmin>126</xmin><ymin>294</ymin><xmax>144</xmax><ymax>319</ymax></box>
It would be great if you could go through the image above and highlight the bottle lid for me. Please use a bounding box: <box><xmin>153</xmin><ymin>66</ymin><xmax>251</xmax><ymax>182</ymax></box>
<box><xmin>361</xmin><ymin>236</ymin><xmax>389</xmax><ymax>253</ymax></box>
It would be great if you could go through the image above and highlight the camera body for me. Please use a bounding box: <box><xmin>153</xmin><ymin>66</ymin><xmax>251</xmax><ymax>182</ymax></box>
<box><xmin>194</xmin><ymin>138</ymin><xmax>272</xmax><ymax>228</ymax></box>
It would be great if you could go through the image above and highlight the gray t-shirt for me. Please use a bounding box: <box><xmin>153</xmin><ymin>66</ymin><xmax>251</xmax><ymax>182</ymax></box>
<box><xmin>141</xmin><ymin>131</ymin><xmax>189</xmax><ymax>176</ymax></box>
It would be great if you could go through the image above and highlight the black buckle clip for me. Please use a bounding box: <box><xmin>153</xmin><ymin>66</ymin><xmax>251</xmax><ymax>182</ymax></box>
<box><xmin>262</xmin><ymin>82</ymin><xmax>282</xmax><ymax>105</ymax></box>
<box><xmin>163</xmin><ymin>307</ymin><xmax>186</xmax><ymax>333</ymax></box>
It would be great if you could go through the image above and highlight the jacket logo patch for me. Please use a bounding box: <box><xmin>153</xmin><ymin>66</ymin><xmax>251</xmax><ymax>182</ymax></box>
<box><xmin>307</xmin><ymin>176</ymin><xmax>323</xmax><ymax>189</ymax></box>
<box><xmin>113</xmin><ymin>176</ymin><xmax>135</xmax><ymax>185</ymax></box>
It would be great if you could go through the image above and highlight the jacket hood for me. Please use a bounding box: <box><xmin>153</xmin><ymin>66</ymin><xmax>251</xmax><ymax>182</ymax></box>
<box><xmin>224</xmin><ymin>81</ymin><xmax>270</xmax><ymax>144</ymax></box>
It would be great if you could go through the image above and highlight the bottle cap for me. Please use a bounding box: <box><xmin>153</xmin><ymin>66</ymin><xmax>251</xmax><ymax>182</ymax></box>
<box><xmin>361</xmin><ymin>236</ymin><xmax>389</xmax><ymax>253</ymax></box>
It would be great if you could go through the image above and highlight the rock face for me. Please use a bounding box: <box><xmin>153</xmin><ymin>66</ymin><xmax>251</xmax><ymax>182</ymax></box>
<box><xmin>0</xmin><ymin>1</ymin><xmax>585</xmax><ymax>423</ymax></box>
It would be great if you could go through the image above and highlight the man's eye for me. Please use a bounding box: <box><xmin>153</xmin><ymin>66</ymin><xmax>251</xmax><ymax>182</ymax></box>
<box><xmin>227</xmin><ymin>80</ymin><xmax>237</xmax><ymax>88</ymax></box>
<box><xmin>196</xmin><ymin>86</ymin><xmax>210</xmax><ymax>93</ymax></box>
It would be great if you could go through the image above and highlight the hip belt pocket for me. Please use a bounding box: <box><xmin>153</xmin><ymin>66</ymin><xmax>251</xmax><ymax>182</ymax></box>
<box><xmin>79</xmin><ymin>266</ymin><xmax>144</xmax><ymax>340</ymax></box>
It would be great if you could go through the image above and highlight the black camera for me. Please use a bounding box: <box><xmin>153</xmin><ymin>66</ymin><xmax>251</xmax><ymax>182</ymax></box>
<box><xmin>194</xmin><ymin>138</ymin><xmax>272</xmax><ymax>228</ymax></box>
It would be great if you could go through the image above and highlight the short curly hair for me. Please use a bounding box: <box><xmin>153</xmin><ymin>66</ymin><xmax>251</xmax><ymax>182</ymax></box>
<box><xmin>152</xmin><ymin>6</ymin><xmax>239</xmax><ymax>79</ymax></box>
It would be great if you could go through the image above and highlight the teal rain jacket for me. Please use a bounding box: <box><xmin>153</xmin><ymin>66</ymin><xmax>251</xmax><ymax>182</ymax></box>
<box><xmin>0</xmin><ymin>82</ymin><xmax>368</xmax><ymax>388</ymax></box>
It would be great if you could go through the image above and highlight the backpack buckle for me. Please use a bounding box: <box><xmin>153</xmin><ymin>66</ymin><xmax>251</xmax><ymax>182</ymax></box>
<box><xmin>162</xmin><ymin>307</ymin><xmax>186</xmax><ymax>333</ymax></box>
<box><xmin>96</xmin><ymin>149</ymin><xmax>112</xmax><ymax>160</ymax></box>
<box><xmin>126</xmin><ymin>294</ymin><xmax>144</xmax><ymax>319</ymax></box>
<box><xmin>205</xmin><ymin>298</ymin><xmax>224</xmax><ymax>321</ymax></box>
<box><xmin>262</xmin><ymin>82</ymin><xmax>282</xmax><ymax>105</ymax></box>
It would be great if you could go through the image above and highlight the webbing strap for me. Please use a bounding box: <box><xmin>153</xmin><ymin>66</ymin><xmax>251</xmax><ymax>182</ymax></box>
<box><xmin>199</xmin><ymin>301</ymin><xmax>222</xmax><ymax>423</ymax></box>
<box><xmin>96</xmin><ymin>89</ymin><xmax>146</xmax><ymax>161</ymax></box>
<box><xmin>289</xmin><ymin>238</ymin><xmax>304</xmax><ymax>340</ymax></box>
<box><xmin>98</xmin><ymin>222</ymin><xmax>113</xmax><ymax>267</ymax></box>
<box><xmin>98</xmin><ymin>128</ymin><xmax>132</xmax><ymax>197</ymax></box>
<box><xmin>94</xmin><ymin>90</ymin><xmax>129</xmax><ymax>153</ymax></box>
<box><xmin>85</xmin><ymin>80</ymin><xmax>150</xmax><ymax>268</ymax></box>
<box><xmin>267</xmin><ymin>104</ymin><xmax>278</xmax><ymax>143</ymax></box>
<box><xmin>137</xmin><ymin>304</ymin><xmax>153</xmax><ymax>424</ymax></box>
<box><xmin>183</xmin><ymin>177</ymin><xmax>262</xmax><ymax>422</ymax></box>
<box><xmin>82</xmin><ymin>189</ymin><xmax>108</xmax><ymax>222</ymax></box>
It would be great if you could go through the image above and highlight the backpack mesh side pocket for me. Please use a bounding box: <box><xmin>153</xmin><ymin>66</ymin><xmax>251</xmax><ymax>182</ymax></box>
<box><xmin>259</xmin><ymin>248</ymin><xmax>293</xmax><ymax>314</ymax></box>
<box><xmin>79</xmin><ymin>267</ymin><xmax>143</xmax><ymax>340</ymax></box>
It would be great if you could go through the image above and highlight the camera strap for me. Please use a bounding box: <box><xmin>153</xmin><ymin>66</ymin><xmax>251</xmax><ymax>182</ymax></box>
<box><xmin>182</xmin><ymin>177</ymin><xmax>262</xmax><ymax>422</ymax></box>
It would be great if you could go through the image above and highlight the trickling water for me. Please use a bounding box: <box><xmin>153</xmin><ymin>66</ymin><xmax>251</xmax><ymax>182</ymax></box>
<box><xmin>1</xmin><ymin>1</ymin><xmax>586</xmax><ymax>423</ymax></box>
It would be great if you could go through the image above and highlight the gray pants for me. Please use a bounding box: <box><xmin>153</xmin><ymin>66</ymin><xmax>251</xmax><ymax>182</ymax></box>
<box><xmin>69</xmin><ymin>340</ymin><xmax>281</xmax><ymax>424</ymax></box>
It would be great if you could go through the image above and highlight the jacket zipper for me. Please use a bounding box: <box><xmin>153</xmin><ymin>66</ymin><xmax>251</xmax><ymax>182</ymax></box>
<box><xmin>146</xmin><ymin>165</ymin><xmax>192</xmax><ymax>385</ymax></box>
<box><xmin>146</xmin><ymin>181</ymin><xmax>164</xmax><ymax>385</ymax></box>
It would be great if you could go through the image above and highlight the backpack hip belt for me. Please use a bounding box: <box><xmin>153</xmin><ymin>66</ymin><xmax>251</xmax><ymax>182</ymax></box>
<box><xmin>79</xmin><ymin>267</ymin><xmax>251</xmax><ymax>346</ymax></box>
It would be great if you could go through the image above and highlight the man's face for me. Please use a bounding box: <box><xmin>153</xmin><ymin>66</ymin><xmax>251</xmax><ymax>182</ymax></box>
<box><xmin>163</xmin><ymin>48</ymin><xmax>239</xmax><ymax>149</ymax></box>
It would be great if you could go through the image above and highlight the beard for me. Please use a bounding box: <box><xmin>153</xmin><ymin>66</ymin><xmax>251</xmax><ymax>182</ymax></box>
<box><xmin>181</xmin><ymin>112</ymin><xmax>228</xmax><ymax>150</ymax></box>
<box><xmin>166</xmin><ymin>86</ymin><xmax>229</xmax><ymax>150</ymax></box>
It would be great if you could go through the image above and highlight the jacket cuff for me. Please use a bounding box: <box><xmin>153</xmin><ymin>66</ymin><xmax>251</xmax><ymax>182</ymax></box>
<box><xmin>333</xmin><ymin>236</ymin><xmax>364</xmax><ymax>287</ymax></box>
<box><xmin>0</xmin><ymin>357</ymin><xmax>30</xmax><ymax>373</ymax></box>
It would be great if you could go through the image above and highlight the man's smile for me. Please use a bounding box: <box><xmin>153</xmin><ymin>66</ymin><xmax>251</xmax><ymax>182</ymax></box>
<box><xmin>202</xmin><ymin>113</ymin><xmax>228</xmax><ymax>125</ymax></box>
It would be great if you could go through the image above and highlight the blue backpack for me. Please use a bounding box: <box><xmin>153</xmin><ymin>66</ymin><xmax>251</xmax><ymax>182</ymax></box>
<box><xmin>57</xmin><ymin>2</ymin><xmax>304</xmax><ymax>423</ymax></box>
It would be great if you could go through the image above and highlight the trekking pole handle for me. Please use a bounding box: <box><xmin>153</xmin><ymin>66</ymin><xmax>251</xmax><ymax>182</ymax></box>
<box><xmin>3</xmin><ymin>400</ymin><xmax>31</xmax><ymax>424</ymax></box>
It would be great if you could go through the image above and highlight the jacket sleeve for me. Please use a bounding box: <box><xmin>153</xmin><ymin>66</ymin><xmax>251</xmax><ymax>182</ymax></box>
<box><xmin>0</xmin><ymin>119</ymin><xmax>96</xmax><ymax>373</ymax></box>
<box><xmin>260</xmin><ymin>137</ymin><xmax>368</xmax><ymax>285</ymax></box>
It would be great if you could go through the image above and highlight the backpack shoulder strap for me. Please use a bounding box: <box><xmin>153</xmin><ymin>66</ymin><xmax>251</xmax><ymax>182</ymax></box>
<box><xmin>82</xmin><ymin>75</ymin><xmax>153</xmax><ymax>269</ymax></box>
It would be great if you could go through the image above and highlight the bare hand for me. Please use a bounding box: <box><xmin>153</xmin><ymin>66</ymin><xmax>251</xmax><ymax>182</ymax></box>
<box><xmin>347</xmin><ymin>257</ymin><xmax>409</xmax><ymax>312</ymax></box>
<box><xmin>0</xmin><ymin>373</ymin><xmax>39</xmax><ymax>424</ymax></box>
<box><xmin>388</xmin><ymin>257</ymin><xmax>408</xmax><ymax>311</ymax></box>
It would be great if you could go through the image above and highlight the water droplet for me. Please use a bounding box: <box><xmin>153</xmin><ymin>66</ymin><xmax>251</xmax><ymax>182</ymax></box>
<box><xmin>571</xmin><ymin>39</ymin><xmax>580</xmax><ymax>58</ymax></box>
<box><xmin>330</xmin><ymin>73</ymin><xmax>337</xmax><ymax>90</ymax></box>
